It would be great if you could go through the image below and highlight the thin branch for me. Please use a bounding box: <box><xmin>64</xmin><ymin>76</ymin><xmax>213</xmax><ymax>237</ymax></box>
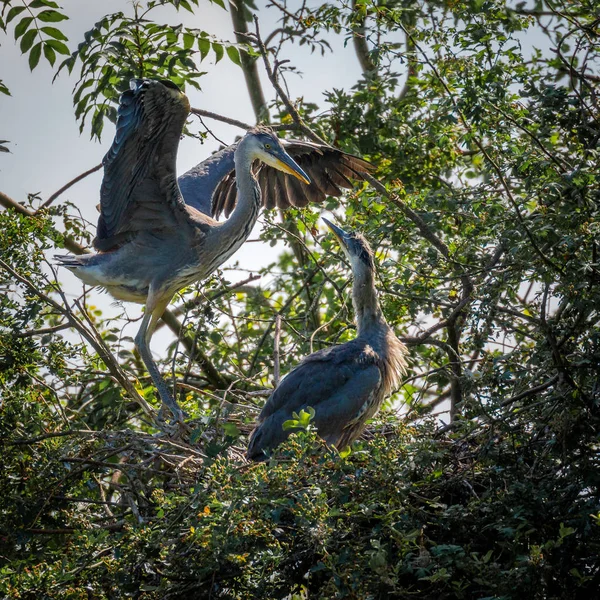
<box><xmin>397</xmin><ymin>22</ymin><xmax>566</xmax><ymax>276</ymax></box>
<box><xmin>250</xmin><ymin>15</ymin><xmax>329</xmax><ymax>146</ymax></box>
<box><xmin>500</xmin><ymin>375</ymin><xmax>559</xmax><ymax>407</ymax></box>
<box><xmin>273</xmin><ymin>314</ymin><xmax>281</xmax><ymax>387</ymax></box>
<box><xmin>40</xmin><ymin>163</ymin><xmax>103</xmax><ymax>210</ymax></box>
<box><xmin>0</xmin><ymin>258</ymin><xmax>156</xmax><ymax>419</ymax></box>
<box><xmin>363</xmin><ymin>174</ymin><xmax>451</xmax><ymax>260</ymax></box>
<box><xmin>191</xmin><ymin>107</ymin><xmax>253</xmax><ymax>130</ymax></box>
<box><xmin>15</xmin><ymin>323</ymin><xmax>71</xmax><ymax>338</ymax></box>
<box><xmin>0</xmin><ymin>190</ymin><xmax>88</xmax><ymax>255</ymax></box>
<box><xmin>246</xmin><ymin>265</ymin><xmax>320</xmax><ymax>377</ymax></box>
<box><xmin>155</xmin><ymin>274</ymin><xmax>261</xmax><ymax>330</ymax></box>
<box><xmin>159</xmin><ymin>309</ymin><xmax>229</xmax><ymax>389</ymax></box>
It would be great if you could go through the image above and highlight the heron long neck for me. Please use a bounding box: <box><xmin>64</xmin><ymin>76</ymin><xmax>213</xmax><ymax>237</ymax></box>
<box><xmin>218</xmin><ymin>141</ymin><xmax>261</xmax><ymax>253</ymax></box>
<box><xmin>353</xmin><ymin>264</ymin><xmax>386</xmax><ymax>338</ymax></box>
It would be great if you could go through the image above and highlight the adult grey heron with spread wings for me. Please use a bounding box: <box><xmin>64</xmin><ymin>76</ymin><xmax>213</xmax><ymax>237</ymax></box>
<box><xmin>56</xmin><ymin>79</ymin><xmax>372</xmax><ymax>422</ymax></box>
<box><xmin>247</xmin><ymin>219</ymin><xmax>408</xmax><ymax>460</ymax></box>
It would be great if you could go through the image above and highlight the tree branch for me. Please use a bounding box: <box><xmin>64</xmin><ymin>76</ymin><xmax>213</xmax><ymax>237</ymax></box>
<box><xmin>229</xmin><ymin>1</ymin><xmax>269</xmax><ymax>122</ymax></box>
<box><xmin>0</xmin><ymin>190</ymin><xmax>88</xmax><ymax>255</ymax></box>
<box><xmin>40</xmin><ymin>163</ymin><xmax>103</xmax><ymax>210</ymax></box>
<box><xmin>0</xmin><ymin>258</ymin><xmax>156</xmax><ymax>419</ymax></box>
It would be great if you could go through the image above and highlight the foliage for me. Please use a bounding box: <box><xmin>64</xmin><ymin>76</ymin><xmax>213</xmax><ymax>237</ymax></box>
<box><xmin>55</xmin><ymin>0</ymin><xmax>244</xmax><ymax>138</ymax></box>
<box><xmin>1</xmin><ymin>0</ymin><xmax>69</xmax><ymax>77</ymax></box>
<box><xmin>1</xmin><ymin>0</ymin><xmax>600</xmax><ymax>598</ymax></box>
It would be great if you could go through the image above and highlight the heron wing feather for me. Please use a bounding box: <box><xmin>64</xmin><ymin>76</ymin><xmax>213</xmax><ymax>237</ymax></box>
<box><xmin>247</xmin><ymin>346</ymin><xmax>382</xmax><ymax>459</ymax></box>
<box><xmin>259</xmin><ymin>341</ymin><xmax>380</xmax><ymax>422</ymax></box>
<box><xmin>208</xmin><ymin>140</ymin><xmax>374</xmax><ymax>219</ymax></box>
<box><xmin>94</xmin><ymin>79</ymin><xmax>191</xmax><ymax>251</ymax></box>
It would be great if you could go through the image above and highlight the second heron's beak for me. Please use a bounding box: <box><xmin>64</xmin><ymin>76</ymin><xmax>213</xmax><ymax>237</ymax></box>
<box><xmin>323</xmin><ymin>217</ymin><xmax>351</xmax><ymax>253</ymax></box>
<box><xmin>268</xmin><ymin>149</ymin><xmax>311</xmax><ymax>185</ymax></box>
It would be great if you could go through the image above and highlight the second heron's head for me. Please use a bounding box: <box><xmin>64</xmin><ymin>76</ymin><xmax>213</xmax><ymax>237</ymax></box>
<box><xmin>245</xmin><ymin>126</ymin><xmax>311</xmax><ymax>184</ymax></box>
<box><xmin>323</xmin><ymin>218</ymin><xmax>375</xmax><ymax>275</ymax></box>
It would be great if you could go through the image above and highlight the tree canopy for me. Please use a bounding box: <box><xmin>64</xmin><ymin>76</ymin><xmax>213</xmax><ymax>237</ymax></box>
<box><xmin>1</xmin><ymin>0</ymin><xmax>599</xmax><ymax>597</ymax></box>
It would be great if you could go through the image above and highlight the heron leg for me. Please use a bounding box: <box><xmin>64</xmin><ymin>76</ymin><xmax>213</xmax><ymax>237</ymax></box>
<box><xmin>135</xmin><ymin>292</ymin><xmax>187</xmax><ymax>424</ymax></box>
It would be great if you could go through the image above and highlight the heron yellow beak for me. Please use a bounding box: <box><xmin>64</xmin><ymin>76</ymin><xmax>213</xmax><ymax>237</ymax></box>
<box><xmin>265</xmin><ymin>149</ymin><xmax>311</xmax><ymax>185</ymax></box>
<box><xmin>275</xmin><ymin>158</ymin><xmax>311</xmax><ymax>184</ymax></box>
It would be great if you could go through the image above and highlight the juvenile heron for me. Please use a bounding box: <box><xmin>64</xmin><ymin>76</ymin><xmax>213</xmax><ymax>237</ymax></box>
<box><xmin>247</xmin><ymin>219</ymin><xmax>408</xmax><ymax>460</ymax></box>
<box><xmin>56</xmin><ymin>79</ymin><xmax>371</xmax><ymax>422</ymax></box>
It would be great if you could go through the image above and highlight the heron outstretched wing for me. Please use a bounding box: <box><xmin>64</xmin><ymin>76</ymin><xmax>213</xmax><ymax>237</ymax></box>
<box><xmin>247</xmin><ymin>342</ymin><xmax>382</xmax><ymax>459</ymax></box>
<box><xmin>178</xmin><ymin>139</ymin><xmax>374</xmax><ymax>219</ymax></box>
<box><xmin>95</xmin><ymin>79</ymin><xmax>191</xmax><ymax>251</ymax></box>
<box><xmin>211</xmin><ymin>141</ymin><xmax>374</xmax><ymax>219</ymax></box>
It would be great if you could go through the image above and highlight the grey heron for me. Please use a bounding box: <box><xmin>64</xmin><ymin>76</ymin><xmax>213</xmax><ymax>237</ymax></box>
<box><xmin>56</xmin><ymin>79</ymin><xmax>372</xmax><ymax>423</ymax></box>
<box><xmin>247</xmin><ymin>219</ymin><xmax>408</xmax><ymax>459</ymax></box>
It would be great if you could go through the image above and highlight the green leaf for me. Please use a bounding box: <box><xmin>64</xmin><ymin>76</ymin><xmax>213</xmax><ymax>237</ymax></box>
<box><xmin>14</xmin><ymin>16</ymin><xmax>33</xmax><ymax>40</ymax></box>
<box><xmin>282</xmin><ymin>418</ymin><xmax>300</xmax><ymax>431</ymax></box>
<box><xmin>183</xmin><ymin>32</ymin><xmax>194</xmax><ymax>50</ymax></box>
<box><xmin>40</xmin><ymin>26</ymin><xmax>68</xmax><ymax>40</ymax></box>
<box><xmin>45</xmin><ymin>38</ymin><xmax>69</xmax><ymax>55</ymax></box>
<box><xmin>6</xmin><ymin>6</ymin><xmax>26</xmax><ymax>24</ymax></box>
<box><xmin>212</xmin><ymin>41</ymin><xmax>223</xmax><ymax>63</ymax></box>
<box><xmin>298</xmin><ymin>406</ymin><xmax>315</xmax><ymax>428</ymax></box>
<box><xmin>28</xmin><ymin>0</ymin><xmax>60</xmax><ymax>7</ymax></box>
<box><xmin>226</xmin><ymin>45</ymin><xmax>241</xmax><ymax>66</ymax></box>
<box><xmin>20</xmin><ymin>29</ymin><xmax>38</xmax><ymax>54</ymax></box>
<box><xmin>37</xmin><ymin>9</ymin><xmax>68</xmax><ymax>23</ymax></box>
<box><xmin>339</xmin><ymin>446</ymin><xmax>352</xmax><ymax>458</ymax></box>
<box><xmin>29</xmin><ymin>42</ymin><xmax>42</xmax><ymax>70</ymax></box>
<box><xmin>223</xmin><ymin>423</ymin><xmax>241</xmax><ymax>438</ymax></box>
<box><xmin>43</xmin><ymin>42</ymin><xmax>56</xmax><ymax>66</ymax></box>
<box><xmin>198</xmin><ymin>37</ymin><xmax>210</xmax><ymax>61</ymax></box>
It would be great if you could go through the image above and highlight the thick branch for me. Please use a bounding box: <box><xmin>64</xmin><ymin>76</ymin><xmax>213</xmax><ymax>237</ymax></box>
<box><xmin>351</xmin><ymin>0</ymin><xmax>376</xmax><ymax>74</ymax></box>
<box><xmin>229</xmin><ymin>1</ymin><xmax>269</xmax><ymax>122</ymax></box>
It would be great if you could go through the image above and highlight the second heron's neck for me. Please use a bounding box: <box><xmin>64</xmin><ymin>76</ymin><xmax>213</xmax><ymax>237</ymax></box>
<box><xmin>220</xmin><ymin>143</ymin><xmax>262</xmax><ymax>247</ymax></box>
<box><xmin>353</xmin><ymin>268</ymin><xmax>386</xmax><ymax>338</ymax></box>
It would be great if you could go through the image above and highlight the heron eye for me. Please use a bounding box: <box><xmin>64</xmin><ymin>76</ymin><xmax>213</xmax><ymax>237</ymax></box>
<box><xmin>264</xmin><ymin>143</ymin><xmax>271</xmax><ymax>150</ymax></box>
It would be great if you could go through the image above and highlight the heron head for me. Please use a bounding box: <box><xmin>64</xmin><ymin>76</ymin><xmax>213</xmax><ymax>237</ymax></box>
<box><xmin>247</xmin><ymin>126</ymin><xmax>311</xmax><ymax>185</ymax></box>
<box><xmin>323</xmin><ymin>218</ymin><xmax>375</xmax><ymax>272</ymax></box>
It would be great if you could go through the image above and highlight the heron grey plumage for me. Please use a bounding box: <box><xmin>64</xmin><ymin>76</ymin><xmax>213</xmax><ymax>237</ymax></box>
<box><xmin>247</xmin><ymin>219</ymin><xmax>408</xmax><ymax>460</ymax></box>
<box><xmin>178</xmin><ymin>136</ymin><xmax>374</xmax><ymax>219</ymax></box>
<box><xmin>56</xmin><ymin>78</ymin><xmax>372</xmax><ymax>423</ymax></box>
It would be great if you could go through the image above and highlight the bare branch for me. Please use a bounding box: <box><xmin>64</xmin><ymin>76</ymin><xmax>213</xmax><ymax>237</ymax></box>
<box><xmin>40</xmin><ymin>163</ymin><xmax>103</xmax><ymax>210</ymax></box>
<box><xmin>191</xmin><ymin>107</ymin><xmax>253</xmax><ymax>130</ymax></box>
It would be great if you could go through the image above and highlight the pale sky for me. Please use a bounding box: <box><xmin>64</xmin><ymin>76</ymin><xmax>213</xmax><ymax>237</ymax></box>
<box><xmin>0</xmin><ymin>0</ymin><xmax>363</xmax><ymax>352</ymax></box>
